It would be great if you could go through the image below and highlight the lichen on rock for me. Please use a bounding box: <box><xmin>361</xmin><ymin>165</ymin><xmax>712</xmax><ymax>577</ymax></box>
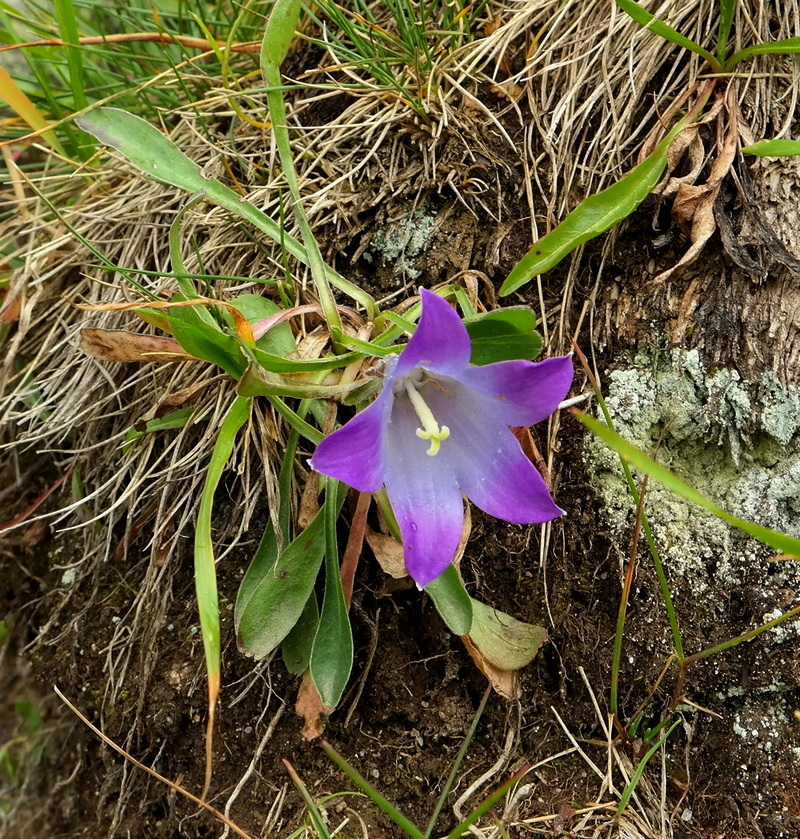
<box><xmin>585</xmin><ymin>348</ymin><xmax>800</xmax><ymax>633</ymax></box>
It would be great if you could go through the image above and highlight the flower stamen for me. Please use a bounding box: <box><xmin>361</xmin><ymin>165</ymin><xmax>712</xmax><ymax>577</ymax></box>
<box><xmin>404</xmin><ymin>380</ymin><xmax>450</xmax><ymax>456</ymax></box>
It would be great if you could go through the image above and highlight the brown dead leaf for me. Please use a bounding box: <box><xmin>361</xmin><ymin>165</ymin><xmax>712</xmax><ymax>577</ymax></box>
<box><xmin>653</xmin><ymin>85</ymin><xmax>740</xmax><ymax>283</ymax></box>
<box><xmin>1</xmin><ymin>290</ymin><xmax>23</xmax><ymax>322</ymax></box>
<box><xmin>365</xmin><ymin>525</ymin><xmax>408</xmax><ymax>578</ymax></box>
<box><xmin>462</xmin><ymin>635</ymin><xmax>519</xmax><ymax>700</ymax></box>
<box><xmin>489</xmin><ymin>80</ymin><xmax>523</xmax><ymax>102</ymax></box>
<box><xmin>296</xmin><ymin>670</ymin><xmax>332</xmax><ymax>740</ymax></box>
<box><xmin>81</xmin><ymin>329</ymin><xmax>195</xmax><ymax>363</ymax></box>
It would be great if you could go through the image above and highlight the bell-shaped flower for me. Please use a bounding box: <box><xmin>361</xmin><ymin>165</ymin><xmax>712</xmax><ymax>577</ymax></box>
<box><xmin>310</xmin><ymin>289</ymin><xmax>574</xmax><ymax>587</ymax></box>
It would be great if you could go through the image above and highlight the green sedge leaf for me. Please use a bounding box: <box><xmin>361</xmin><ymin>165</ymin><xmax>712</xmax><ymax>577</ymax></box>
<box><xmin>614</xmin><ymin>0</ymin><xmax>719</xmax><ymax>69</ymax></box>
<box><xmin>726</xmin><ymin>37</ymin><xmax>800</xmax><ymax>70</ymax></box>
<box><xmin>501</xmin><ymin>119</ymin><xmax>688</xmax><ymax>295</ymax></box>
<box><xmin>741</xmin><ymin>139</ymin><xmax>800</xmax><ymax>157</ymax></box>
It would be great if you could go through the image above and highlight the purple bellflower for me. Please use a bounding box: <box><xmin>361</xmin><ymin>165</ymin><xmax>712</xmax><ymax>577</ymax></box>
<box><xmin>310</xmin><ymin>289</ymin><xmax>574</xmax><ymax>588</ymax></box>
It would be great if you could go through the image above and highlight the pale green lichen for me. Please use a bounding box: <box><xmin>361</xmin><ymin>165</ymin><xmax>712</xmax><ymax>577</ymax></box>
<box><xmin>365</xmin><ymin>207</ymin><xmax>437</xmax><ymax>279</ymax></box>
<box><xmin>584</xmin><ymin>348</ymin><xmax>800</xmax><ymax>628</ymax></box>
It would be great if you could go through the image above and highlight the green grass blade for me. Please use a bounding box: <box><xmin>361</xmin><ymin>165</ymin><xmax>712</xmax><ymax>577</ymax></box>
<box><xmin>574</xmin><ymin>347</ymin><xmax>684</xmax><ymax>664</ymax></box>
<box><xmin>195</xmin><ymin>396</ymin><xmax>251</xmax><ymax>683</ymax></box>
<box><xmin>309</xmin><ymin>479</ymin><xmax>353</xmax><ymax>709</ymax></box>
<box><xmin>741</xmin><ymin>139</ymin><xmax>800</xmax><ymax>157</ymax></box>
<box><xmin>260</xmin><ymin>0</ymin><xmax>343</xmax><ymax>344</ymax></box>
<box><xmin>726</xmin><ymin>36</ymin><xmax>800</xmax><ymax>70</ymax></box>
<box><xmin>717</xmin><ymin>0</ymin><xmax>737</xmax><ymax>62</ymax></box>
<box><xmin>283</xmin><ymin>759</ymin><xmax>334</xmax><ymax>839</ymax></box>
<box><xmin>575</xmin><ymin>410</ymin><xmax>800</xmax><ymax>557</ymax></box>
<box><xmin>53</xmin><ymin>0</ymin><xmax>88</xmax><ymax>110</ymax></box>
<box><xmin>321</xmin><ymin>742</ymin><xmax>427</xmax><ymax>839</ymax></box>
<box><xmin>500</xmin><ymin>119</ymin><xmax>687</xmax><ymax>295</ymax></box>
<box><xmin>616</xmin><ymin>719</ymin><xmax>680</xmax><ymax>815</ymax></box>
<box><xmin>445</xmin><ymin>766</ymin><xmax>531</xmax><ymax>839</ymax></box>
<box><xmin>687</xmin><ymin>604</ymin><xmax>800</xmax><ymax>663</ymax></box>
<box><xmin>194</xmin><ymin>394</ymin><xmax>250</xmax><ymax>796</ymax></box>
<box><xmin>614</xmin><ymin>0</ymin><xmax>720</xmax><ymax>70</ymax></box>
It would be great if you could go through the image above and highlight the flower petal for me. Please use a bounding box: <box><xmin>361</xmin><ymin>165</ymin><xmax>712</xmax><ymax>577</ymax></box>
<box><xmin>459</xmin><ymin>355</ymin><xmax>574</xmax><ymax>427</ymax></box>
<box><xmin>424</xmin><ymin>378</ymin><xmax>564</xmax><ymax>523</ymax></box>
<box><xmin>383</xmin><ymin>396</ymin><xmax>464</xmax><ymax>587</ymax></box>
<box><xmin>309</xmin><ymin>391</ymin><xmax>392</xmax><ymax>492</ymax></box>
<box><xmin>395</xmin><ymin>288</ymin><xmax>472</xmax><ymax>378</ymax></box>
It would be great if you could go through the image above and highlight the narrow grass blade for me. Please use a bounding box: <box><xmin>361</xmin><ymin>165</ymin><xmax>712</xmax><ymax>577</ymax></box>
<box><xmin>686</xmin><ymin>604</ymin><xmax>800</xmax><ymax>664</ymax></box>
<box><xmin>445</xmin><ymin>766</ymin><xmax>531</xmax><ymax>839</ymax></box>
<box><xmin>575</xmin><ymin>411</ymin><xmax>800</xmax><ymax>557</ymax></box>
<box><xmin>425</xmin><ymin>564</ymin><xmax>473</xmax><ymax>636</ymax></box>
<box><xmin>53</xmin><ymin>0</ymin><xmax>88</xmax><ymax>111</ymax></box>
<box><xmin>194</xmin><ymin>395</ymin><xmax>251</xmax><ymax>797</ymax></box>
<box><xmin>309</xmin><ymin>479</ymin><xmax>353</xmax><ymax>708</ymax></box>
<box><xmin>321</xmin><ymin>742</ymin><xmax>427</xmax><ymax>839</ymax></box>
<box><xmin>741</xmin><ymin>139</ymin><xmax>800</xmax><ymax>157</ymax></box>
<box><xmin>500</xmin><ymin>120</ymin><xmax>687</xmax><ymax>295</ymax></box>
<box><xmin>0</xmin><ymin>67</ymin><xmax>66</xmax><ymax>155</ymax></box>
<box><xmin>573</xmin><ymin>345</ymin><xmax>684</xmax><ymax>663</ymax></box>
<box><xmin>726</xmin><ymin>37</ymin><xmax>800</xmax><ymax>70</ymax></box>
<box><xmin>717</xmin><ymin>0</ymin><xmax>737</xmax><ymax>62</ymax></box>
<box><xmin>616</xmin><ymin>719</ymin><xmax>680</xmax><ymax>815</ymax></box>
<box><xmin>260</xmin><ymin>0</ymin><xmax>343</xmax><ymax>344</ymax></box>
<box><xmin>614</xmin><ymin>0</ymin><xmax>720</xmax><ymax>70</ymax></box>
<box><xmin>283</xmin><ymin>759</ymin><xmax>334</xmax><ymax>839</ymax></box>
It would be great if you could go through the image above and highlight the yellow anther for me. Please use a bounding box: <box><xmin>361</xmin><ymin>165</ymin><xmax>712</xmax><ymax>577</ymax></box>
<box><xmin>405</xmin><ymin>380</ymin><xmax>450</xmax><ymax>456</ymax></box>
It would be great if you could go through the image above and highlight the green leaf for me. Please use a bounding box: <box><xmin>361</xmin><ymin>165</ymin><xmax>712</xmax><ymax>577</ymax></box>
<box><xmin>465</xmin><ymin>307</ymin><xmax>543</xmax><ymax>364</ymax></box>
<box><xmin>77</xmin><ymin>108</ymin><xmax>210</xmax><ymax>192</ymax></box>
<box><xmin>195</xmin><ymin>397</ymin><xmax>251</xmax><ymax>697</ymax></box>
<box><xmin>282</xmin><ymin>593</ymin><xmax>320</xmax><ymax>674</ymax></box>
<box><xmin>76</xmin><ymin>107</ymin><xmax>378</xmax><ymax>316</ymax></box>
<box><xmin>741</xmin><ymin>139</ymin><xmax>800</xmax><ymax>157</ymax></box>
<box><xmin>237</xmin><ymin>510</ymin><xmax>328</xmax><ymax>659</ymax></box>
<box><xmin>468</xmin><ymin>600</ymin><xmax>547</xmax><ymax>670</ymax></box>
<box><xmin>726</xmin><ymin>37</ymin><xmax>800</xmax><ymax>70</ymax></box>
<box><xmin>614</xmin><ymin>0</ymin><xmax>720</xmax><ymax>70</ymax></box>
<box><xmin>425</xmin><ymin>564</ymin><xmax>473</xmax><ymax>635</ymax></box>
<box><xmin>500</xmin><ymin>119</ymin><xmax>687</xmax><ymax>295</ymax></box>
<box><xmin>123</xmin><ymin>407</ymin><xmax>197</xmax><ymax>452</ymax></box>
<box><xmin>234</xmin><ymin>521</ymin><xmax>279</xmax><ymax>628</ymax></box>
<box><xmin>229</xmin><ymin>294</ymin><xmax>295</xmax><ymax>356</ymax></box>
<box><xmin>309</xmin><ymin>479</ymin><xmax>353</xmax><ymax>708</ymax></box>
<box><xmin>576</xmin><ymin>411</ymin><xmax>800</xmax><ymax>557</ymax></box>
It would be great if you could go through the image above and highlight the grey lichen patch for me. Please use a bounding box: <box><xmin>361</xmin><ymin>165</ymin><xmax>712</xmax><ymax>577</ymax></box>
<box><xmin>364</xmin><ymin>206</ymin><xmax>437</xmax><ymax>280</ymax></box>
<box><xmin>585</xmin><ymin>348</ymin><xmax>800</xmax><ymax>637</ymax></box>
